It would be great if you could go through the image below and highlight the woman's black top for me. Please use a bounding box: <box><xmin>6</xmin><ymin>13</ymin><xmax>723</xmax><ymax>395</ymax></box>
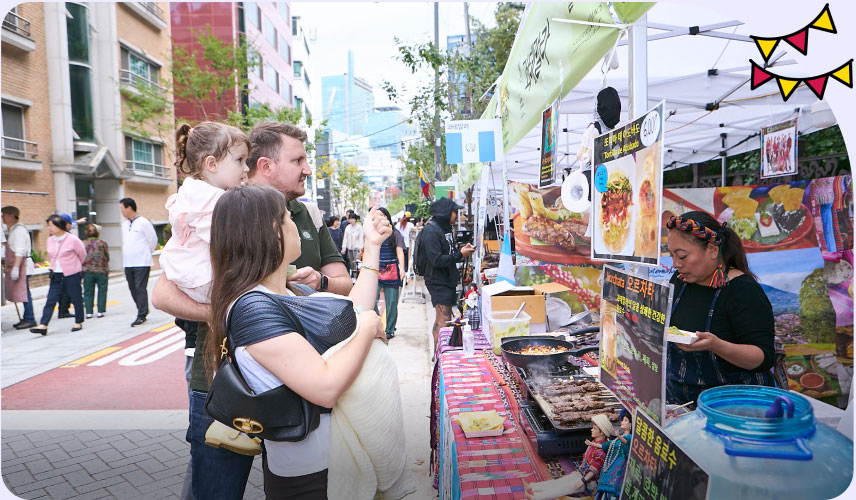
<box><xmin>668</xmin><ymin>272</ymin><xmax>776</xmax><ymax>392</ymax></box>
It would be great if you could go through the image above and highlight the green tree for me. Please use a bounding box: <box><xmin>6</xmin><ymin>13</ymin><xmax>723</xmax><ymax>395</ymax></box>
<box><xmin>315</xmin><ymin>159</ymin><xmax>370</xmax><ymax>215</ymax></box>
<box><xmin>384</xmin><ymin>3</ymin><xmax>524</xmax><ymax>214</ymax></box>
<box><xmin>798</xmin><ymin>268</ymin><xmax>837</xmax><ymax>343</ymax></box>
<box><xmin>171</xmin><ymin>26</ymin><xmax>258</xmax><ymax>121</ymax></box>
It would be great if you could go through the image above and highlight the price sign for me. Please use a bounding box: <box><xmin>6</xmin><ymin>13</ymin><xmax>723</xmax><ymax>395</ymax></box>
<box><xmin>620</xmin><ymin>409</ymin><xmax>710</xmax><ymax>500</ymax></box>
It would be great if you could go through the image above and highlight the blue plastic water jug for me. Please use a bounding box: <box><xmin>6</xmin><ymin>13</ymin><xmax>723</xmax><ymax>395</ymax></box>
<box><xmin>665</xmin><ymin>385</ymin><xmax>853</xmax><ymax>499</ymax></box>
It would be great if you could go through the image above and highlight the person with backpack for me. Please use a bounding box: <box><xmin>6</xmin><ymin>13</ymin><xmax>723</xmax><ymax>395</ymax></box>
<box><xmin>415</xmin><ymin>198</ymin><xmax>474</xmax><ymax>360</ymax></box>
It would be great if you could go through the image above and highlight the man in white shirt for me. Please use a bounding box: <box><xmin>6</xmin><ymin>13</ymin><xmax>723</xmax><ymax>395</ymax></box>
<box><xmin>342</xmin><ymin>213</ymin><xmax>363</xmax><ymax>275</ymax></box>
<box><xmin>2</xmin><ymin>206</ymin><xmax>35</xmax><ymax>329</ymax></box>
<box><xmin>120</xmin><ymin>198</ymin><xmax>157</xmax><ymax>327</ymax></box>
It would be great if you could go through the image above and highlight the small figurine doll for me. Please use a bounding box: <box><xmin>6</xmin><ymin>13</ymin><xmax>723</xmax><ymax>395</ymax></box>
<box><xmin>523</xmin><ymin>414</ymin><xmax>614</xmax><ymax>499</ymax></box>
<box><xmin>595</xmin><ymin>409</ymin><xmax>632</xmax><ymax>500</ymax></box>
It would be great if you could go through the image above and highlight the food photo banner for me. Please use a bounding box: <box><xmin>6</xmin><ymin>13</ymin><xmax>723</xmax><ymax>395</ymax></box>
<box><xmin>760</xmin><ymin>118</ymin><xmax>799</xmax><ymax>178</ymax></box>
<box><xmin>621</xmin><ymin>409</ymin><xmax>710</xmax><ymax>500</ymax></box>
<box><xmin>540</xmin><ymin>98</ymin><xmax>560</xmax><ymax>188</ymax></box>
<box><xmin>600</xmin><ymin>266</ymin><xmax>671</xmax><ymax>425</ymax></box>
<box><xmin>591</xmin><ymin>101</ymin><xmax>665</xmax><ymax>265</ymax></box>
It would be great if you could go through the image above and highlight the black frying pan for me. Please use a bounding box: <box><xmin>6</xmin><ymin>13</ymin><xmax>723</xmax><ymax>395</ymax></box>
<box><xmin>500</xmin><ymin>336</ymin><xmax>599</xmax><ymax>371</ymax></box>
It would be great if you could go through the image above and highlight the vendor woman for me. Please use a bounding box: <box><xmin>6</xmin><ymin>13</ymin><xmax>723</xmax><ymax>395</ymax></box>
<box><xmin>665</xmin><ymin>211</ymin><xmax>775</xmax><ymax>405</ymax></box>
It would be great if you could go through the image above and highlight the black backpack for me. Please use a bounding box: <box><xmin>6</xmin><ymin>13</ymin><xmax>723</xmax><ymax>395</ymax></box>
<box><xmin>413</xmin><ymin>226</ymin><xmax>429</xmax><ymax>277</ymax></box>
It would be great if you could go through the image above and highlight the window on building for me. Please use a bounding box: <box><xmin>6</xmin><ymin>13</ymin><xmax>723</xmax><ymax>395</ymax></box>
<box><xmin>67</xmin><ymin>2</ymin><xmax>93</xmax><ymax>141</ymax></box>
<box><xmin>265</xmin><ymin>64</ymin><xmax>279</xmax><ymax>93</ymax></box>
<box><xmin>124</xmin><ymin>136</ymin><xmax>164</xmax><ymax>176</ymax></box>
<box><xmin>120</xmin><ymin>46</ymin><xmax>160</xmax><ymax>89</ymax></box>
<box><xmin>1</xmin><ymin>103</ymin><xmax>26</xmax><ymax>159</ymax></box>
<box><xmin>304</xmin><ymin>71</ymin><xmax>310</xmax><ymax>89</ymax></box>
<box><xmin>254</xmin><ymin>55</ymin><xmax>263</xmax><ymax>79</ymax></box>
<box><xmin>294</xmin><ymin>96</ymin><xmax>303</xmax><ymax>115</ymax></box>
<box><xmin>293</xmin><ymin>60</ymin><xmax>302</xmax><ymax>78</ymax></box>
<box><xmin>66</xmin><ymin>3</ymin><xmax>89</xmax><ymax>63</ymax></box>
<box><xmin>245</xmin><ymin>2</ymin><xmax>260</xmax><ymax>28</ymax></box>
<box><xmin>281</xmin><ymin>80</ymin><xmax>292</xmax><ymax>104</ymax></box>
<box><xmin>280</xmin><ymin>41</ymin><xmax>290</xmax><ymax>65</ymax></box>
<box><xmin>279</xmin><ymin>2</ymin><xmax>289</xmax><ymax>23</ymax></box>
<box><xmin>292</xmin><ymin>16</ymin><xmax>297</xmax><ymax>36</ymax></box>
<box><xmin>264</xmin><ymin>16</ymin><xmax>277</xmax><ymax>49</ymax></box>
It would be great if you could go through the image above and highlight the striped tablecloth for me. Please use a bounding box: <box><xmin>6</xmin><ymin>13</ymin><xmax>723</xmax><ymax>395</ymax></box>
<box><xmin>433</xmin><ymin>328</ymin><xmax>550</xmax><ymax>500</ymax></box>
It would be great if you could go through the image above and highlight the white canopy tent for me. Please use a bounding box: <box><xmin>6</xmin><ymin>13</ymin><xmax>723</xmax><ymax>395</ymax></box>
<box><xmin>496</xmin><ymin>4</ymin><xmax>835</xmax><ymax>184</ymax></box>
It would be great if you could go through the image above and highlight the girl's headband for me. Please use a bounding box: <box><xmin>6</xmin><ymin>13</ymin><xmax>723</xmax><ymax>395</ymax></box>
<box><xmin>666</xmin><ymin>215</ymin><xmax>722</xmax><ymax>246</ymax></box>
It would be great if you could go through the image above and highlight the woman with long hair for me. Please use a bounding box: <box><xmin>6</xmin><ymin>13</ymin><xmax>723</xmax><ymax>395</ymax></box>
<box><xmin>665</xmin><ymin>211</ymin><xmax>776</xmax><ymax>405</ymax></box>
<box><xmin>30</xmin><ymin>215</ymin><xmax>87</xmax><ymax>335</ymax></box>
<box><xmin>206</xmin><ymin>185</ymin><xmax>390</xmax><ymax>498</ymax></box>
<box><xmin>375</xmin><ymin>207</ymin><xmax>406</xmax><ymax>339</ymax></box>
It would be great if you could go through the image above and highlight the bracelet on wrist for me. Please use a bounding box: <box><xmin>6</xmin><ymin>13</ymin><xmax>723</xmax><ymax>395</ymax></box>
<box><xmin>360</xmin><ymin>263</ymin><xmax>380</xmax><ymax>274</ymax></box>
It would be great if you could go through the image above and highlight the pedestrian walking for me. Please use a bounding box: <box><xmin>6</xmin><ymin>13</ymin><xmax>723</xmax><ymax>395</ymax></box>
<box><xmin>2</xmin><ymin>206</ymin><xmax>36</xmax><ymax>329</ymax></box>
<box><xmin>343</xmin><ymin>213</ymin><xmax>363</xmax><ymax>275</ymax></box>
<box><xmin>120</xmin><ymin>197</ymin><xmax>157</xmax><ymax>327</ymax></box>
<box><xmin>375</xmin><ymin>207</ymin><xmax>405</xmax><ymax>339</ymax></box>
<box><xmin>82</xmin><ymin>224</ymin><xmax>109</xmax><ymax>318</ymax></box>
<box><xmin>396</xmin><ymin>211</ymin><xmax>415</xmax><ymax>275</ymax></box>
<box><xmin>30</xmin><ymin>214</ymin><xmax>86</xmax><ymax>335</ymax></box>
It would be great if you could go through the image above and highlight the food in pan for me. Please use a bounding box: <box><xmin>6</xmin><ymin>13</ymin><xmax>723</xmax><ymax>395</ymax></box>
<box><xmin>512</xmin><ymin>344</ymin><xmax>570</xmax><ymax>355</ymax></box>
<box><xmin>600</xmin><ymin>171</ymin><xmax>633</xmax><ymax>253</ymax></box>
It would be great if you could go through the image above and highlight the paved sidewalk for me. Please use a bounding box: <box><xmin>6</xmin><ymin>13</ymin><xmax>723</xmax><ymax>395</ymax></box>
<box><xmin>1</xmin><ymin>272</ymin><xmax>436</xmax><ymax>499</ymax></box>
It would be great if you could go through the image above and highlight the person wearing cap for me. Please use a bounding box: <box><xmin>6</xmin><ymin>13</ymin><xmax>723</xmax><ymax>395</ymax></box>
<box><xmin>421</xmin><ymin>197</ymin><xmax>474</xmax><ymax>356</ymax></box>
<box><xmin>396</xmin><ymin>211</ymin><xmax>415</xmax><ymax>276</ymax></box>
<box><xmin>524</xmin><ymin>413</ymin><xmax>612</xmax><ymax>499</ymax></box>
<box><xmin>2</xmin><ymin>206</ymin><xmax>36</xmax><ymax>329</ymax></box>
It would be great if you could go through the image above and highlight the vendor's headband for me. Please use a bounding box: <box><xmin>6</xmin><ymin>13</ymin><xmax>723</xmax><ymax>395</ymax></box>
<box><xmin>666</xmin><ymin>215</ymin><xmax>722</xmax><ymax>246</ymax></box>
<box><xmin>666</xmin><ymin>215</ymin><xmax>729</xmax><ymax>288</ymax></box>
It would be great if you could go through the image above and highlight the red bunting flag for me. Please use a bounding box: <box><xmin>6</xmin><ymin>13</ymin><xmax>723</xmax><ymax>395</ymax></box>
<box><xmin>751</xmin><ymin>62</ymin><xmax>775</xmax><ymax>89</ymax></box>
<box><xmin>805</xmin><ymin>76</ymin><xmax>829</xmax><ymax>98</ymax></box>
<box><xmin>783</xmin><ymin>29</ymin><xmax>808</xmax><ymax>55</ymax></box>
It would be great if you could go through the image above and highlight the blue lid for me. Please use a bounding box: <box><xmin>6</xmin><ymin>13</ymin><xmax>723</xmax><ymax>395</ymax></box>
<box><xmin>698</xmin><ymin>385</ymin><xmax>816</xmax><ymax>461</ymax></box>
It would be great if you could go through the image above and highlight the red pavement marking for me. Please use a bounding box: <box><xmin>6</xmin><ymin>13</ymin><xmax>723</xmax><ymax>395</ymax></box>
<box><xmin>2</xmin><ymin>325</ymin><xmax>188</xmax><ymax>410</ymax></box>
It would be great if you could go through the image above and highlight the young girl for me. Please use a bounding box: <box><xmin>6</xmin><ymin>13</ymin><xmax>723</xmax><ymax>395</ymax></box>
<box><xmin>158</xmin><ymin>122</ymin><xmax>251</xmax><ymax>303</ymax></box>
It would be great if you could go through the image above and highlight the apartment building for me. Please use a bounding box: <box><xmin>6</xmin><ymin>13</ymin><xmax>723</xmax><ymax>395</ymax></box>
<box><xmin>170</xmin><ymin>1</ymin><xmax>294</xmax><ymax>122</ymax></box>
<box><xmin>1</xmin><ymin>2</ymin><xmax>176</xmax><ymax>271</ymax></box>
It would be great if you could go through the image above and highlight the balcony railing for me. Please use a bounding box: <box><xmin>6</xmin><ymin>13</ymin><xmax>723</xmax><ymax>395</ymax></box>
<box><xmin>139</xmin><ymin>2</ymin><xmax>164</xmax><ymax>22</ymax></box>
<box><xmin>120</xmin><ymin>69</ymin><xmax>166</xmax><ymax>93</ymax></box>
<box><xmin>3</xmin><ymin>11</ymin><xmax>31</xmax><ymax>38</ymax></box>
<box><xmin>124</xmin><ymin>159</ymin><xmax>169</xmax><ymax>179</ymax></box>
<box><xmin>1</xmin><ymin>136</ymin><xmax>38</xmax><ymax>160</ymax></box>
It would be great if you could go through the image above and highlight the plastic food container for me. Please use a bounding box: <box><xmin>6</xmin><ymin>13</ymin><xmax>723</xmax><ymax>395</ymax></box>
<box><xmin>489</xmin><ymin>311</ymin><xmax>531</xmax><ymax>355</ymax></box>
<box><xmin>665</xmin><ymin>385</ymin><xmax>853</xmax><ymax>499</ymax></box>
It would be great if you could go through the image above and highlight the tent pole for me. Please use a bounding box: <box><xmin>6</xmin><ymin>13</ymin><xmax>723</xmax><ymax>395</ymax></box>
<box><xmin>721</xmin><ymin>156</ymin><xmax>727</xmax><ymax>187</ymax></box>
<box><xmin>628</xmin><ymin>14</ymin><xmax>648</xmax><ymax>120</ymax></box>
<box><xmin>502</xmin><ymin>159</ymin><xmax>510</xmax><ymax>242</ymax></box>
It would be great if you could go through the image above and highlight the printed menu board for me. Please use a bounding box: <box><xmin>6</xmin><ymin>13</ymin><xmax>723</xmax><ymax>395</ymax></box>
<box><xmin>620</xmin><ymin>409</ymin><xmax>710</xmax><ymax>500</ymax></box>
<box><xmin>600</xmin><ymin>266</ymin><xmax>671</xmax><ymax>424</ymax></box>
<box><xmin>592</xmin><ymin>101</ymin><xmax>665</xmax><ymax>265</ymax></box>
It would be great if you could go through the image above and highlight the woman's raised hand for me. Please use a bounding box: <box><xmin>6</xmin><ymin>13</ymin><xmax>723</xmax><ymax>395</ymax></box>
<box><xmin>363</xmin><ymin>207</ymin><xmax>392</xmax><ymax>248</ymax></box>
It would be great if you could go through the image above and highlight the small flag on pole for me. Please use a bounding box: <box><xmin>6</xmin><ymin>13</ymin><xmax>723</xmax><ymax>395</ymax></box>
<box><xmin>497</xmin><ymin>235</ymin><xmax>515</xmax><ymax>285</ymax></box>
<box><xmin>419</xmin><ymin>168</ymin><xmax>431</xmax><ymax>199</ymax></box>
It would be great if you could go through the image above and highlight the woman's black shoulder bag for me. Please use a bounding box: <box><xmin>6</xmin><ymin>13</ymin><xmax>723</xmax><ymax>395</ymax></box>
<box><xmin>204</xmin><ymin>290</ymin><xmax>321</xmax><ymax>441</ymax></box>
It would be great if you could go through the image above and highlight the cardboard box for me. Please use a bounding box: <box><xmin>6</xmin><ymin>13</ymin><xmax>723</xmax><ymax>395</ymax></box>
<box><xmin>481</xmin><ymin>281</ymin><xmax>546</xmax><ymax>334</ymax></box>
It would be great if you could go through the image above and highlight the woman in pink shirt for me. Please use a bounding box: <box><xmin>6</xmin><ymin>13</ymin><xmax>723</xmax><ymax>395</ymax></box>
<box><xmin>30</xmin><ymin>215</ymin><xmax>87</xmax><ymax>335</ymax></box>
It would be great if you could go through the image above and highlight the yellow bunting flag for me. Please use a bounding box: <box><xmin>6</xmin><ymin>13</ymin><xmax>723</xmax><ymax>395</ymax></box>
<box><xmin>831</xmin><ymin>59</ymin><xmax>853</xmax><ymax>87</ymax></box>
<box><xmin>752</xmin><ymin>37</ymin><xmax>780</xmax><ymax>62</ymax></box>
<box><xmin>776</xmin><ymin>78</ymin><xmax>800</xmax><ymax>100</ymax></box>
<box><xmin>811</xmin><ymin>4</ymin><xmax>836</xmax><ymax>33</ymax></box>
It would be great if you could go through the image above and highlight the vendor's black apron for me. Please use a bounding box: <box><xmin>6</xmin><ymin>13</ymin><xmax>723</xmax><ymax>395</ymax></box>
<box><xmin>666</xmin><ymin>282</ymin><xmax>773</xmax><ymax>405</ymax></box>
